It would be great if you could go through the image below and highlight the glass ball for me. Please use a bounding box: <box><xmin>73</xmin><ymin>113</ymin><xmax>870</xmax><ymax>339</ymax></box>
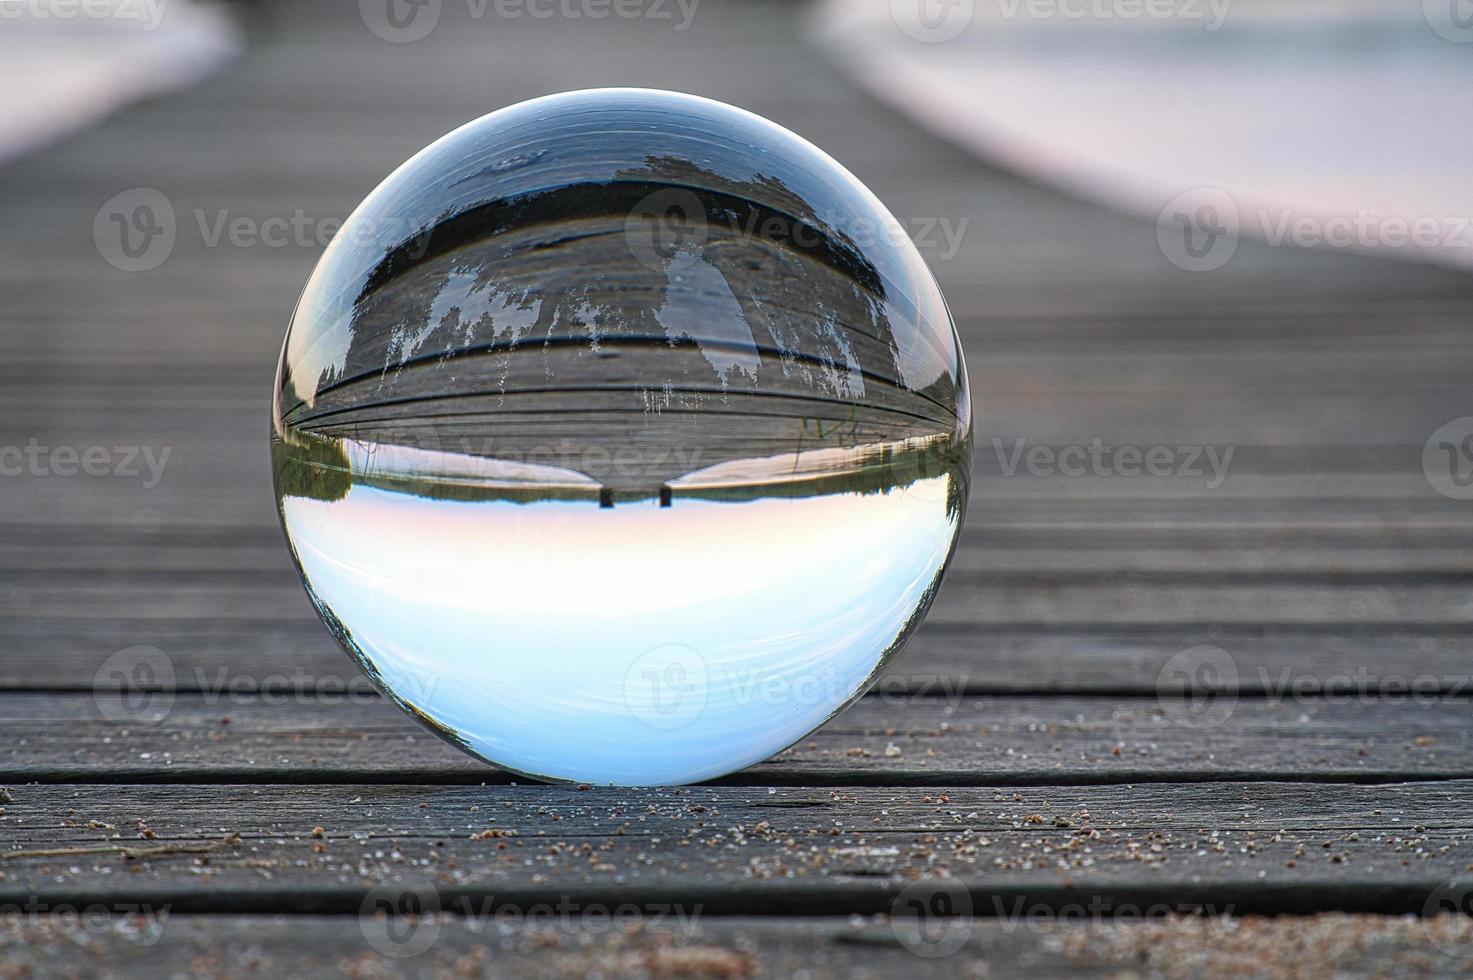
<box><xmin>272</xmin><ymin>88</ymin><xmax>971</xmax><ymax>785</ymax></box>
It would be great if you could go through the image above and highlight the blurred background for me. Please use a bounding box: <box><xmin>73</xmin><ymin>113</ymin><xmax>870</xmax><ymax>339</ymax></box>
<box><xmin>3</xmin><ymin>0</ymin><xmax>1472</xmax><ymax>691</ymax></box>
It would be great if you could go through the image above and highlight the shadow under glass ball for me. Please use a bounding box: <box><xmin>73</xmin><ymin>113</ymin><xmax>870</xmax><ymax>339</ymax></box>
<box><xmin>272</xmin><ymin>88</ymin><xmax>971</xmax><ymax>785</ymax></box>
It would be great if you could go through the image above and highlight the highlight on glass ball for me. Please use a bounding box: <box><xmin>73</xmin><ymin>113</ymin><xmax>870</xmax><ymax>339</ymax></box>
<box><xmin>271</xmin><ymin>88</ymin><xmax>972</xmax><ymax>786</ymax></box>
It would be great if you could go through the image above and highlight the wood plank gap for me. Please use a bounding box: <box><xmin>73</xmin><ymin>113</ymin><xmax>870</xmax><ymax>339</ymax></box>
<box><xmin>0</xmin><ymin>881</ymin><xmax>1455</xmax><ymax>919</ymax></box>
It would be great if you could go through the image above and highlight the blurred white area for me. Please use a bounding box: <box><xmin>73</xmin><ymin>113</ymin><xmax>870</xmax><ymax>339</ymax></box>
<box><xmin>0</xmin><ymin>0</ymin><xmax>240</xmax><ymax>163</ymax></box>
<box><xmin>814</xmin><ymin>0</ymin><xmax>1473</xmax><ymax>270</ymax></box>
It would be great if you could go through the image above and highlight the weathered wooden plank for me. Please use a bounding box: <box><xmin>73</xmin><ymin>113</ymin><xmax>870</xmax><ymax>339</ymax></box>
<box><xmin>5</xmin><ymin>618</ymin><xmax>1473</xmax><ymax>697</ymax></box>
<box><xmin>10</xmin><ymin>501</ymin><xmax>1473</xmax><ymax>545</ymax></box>
<box><xmin>9</xmin><ymin>307</ymin><xmax>1473</xmax><ymax>381</ymax></box>
<box><xmin>926</xmin><ymin>581</ymin><xmax>1473</xmax><ymax>627</ymax></box>
<box><xmin>47</xmin><ymin>495</ymin><xmax>1447</xmax><ymax>539</ymax></box>
<box><xmin>2</xmin><ymin>693</ymin><xmax>1468</xmax><ymax>785</ymax></box>
<box><xmin>2</xmin><ymin>913</ymin><xmax>1469</xmax><ymax>979</ymax></box>
<box><xmin>11</xmin><ymin>349</ymin><xmax>1473</xmax><ymax>423</ymax></box>
<box><xmin>3</xmin><ymin>364</ymin><xmax>1469</xmax><ymax>451</ymax></box>
<box><xmin>7</xmin><ymin>490</ymin><xmax>1472</xmax><ymax>556</ymax></box>
<box><xmin>1</xmin><ymin>781</ymin><xmax>1470</xmax><ymax>915</ymax></box>
<box><xmin>8</xmin><ymin>532</ymin><xmax>1473</xmax><ymax>579</ymax></box>
<box><xmin>4</xmin><ymin>487</ymin><xmax>1473</xmax><ymax>549</ymax></box>
<box><xmin>12</xmin><ymin>525</ymin><xmax>1473</xmax><ymax>576</ymax></box>
<box><xmin>5</xmin><ymin>577</ymin><xmax>1468</xmax><ymax>628</ymax></box>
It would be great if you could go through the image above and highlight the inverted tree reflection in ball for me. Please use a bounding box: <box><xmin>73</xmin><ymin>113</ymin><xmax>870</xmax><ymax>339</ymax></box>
<box><xmin>272</xmin><ymin>89</ymin><xmax>971</xmax><ymax>785</ymax></box>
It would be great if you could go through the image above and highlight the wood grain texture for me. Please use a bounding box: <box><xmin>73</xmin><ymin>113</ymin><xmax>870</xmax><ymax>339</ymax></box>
<box><xmin>2</xmin><ymin>693</ymin><xmax>1469</xmax><ymax>785</ymax></box>
<box><xmin>1</xmin><ymin>781</ymin><xmax>1470</xmax><ymax>915</ymax></box>
<box><xmin>12</xmin><ymin>619</ymin><xmax>1473</xmax><ymax>696</ymax></box>
<box><xmin>3</xmin><ymin>914</ymin><xmax>1471</xmax><ymax>979</ymax></box>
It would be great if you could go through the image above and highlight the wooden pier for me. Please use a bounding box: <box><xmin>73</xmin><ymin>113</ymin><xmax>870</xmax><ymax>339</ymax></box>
<box><xmin>2</xmin><ymin>1</ymin><xmax>1472</xmax><ymax>974</ymax></box>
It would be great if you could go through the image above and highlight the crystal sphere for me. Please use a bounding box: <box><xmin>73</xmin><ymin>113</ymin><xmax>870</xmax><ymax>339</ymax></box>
<box><xmin>272</xmin><ymin>88</ymin><xmax>971</xmax><ymax>785</ymax></box>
